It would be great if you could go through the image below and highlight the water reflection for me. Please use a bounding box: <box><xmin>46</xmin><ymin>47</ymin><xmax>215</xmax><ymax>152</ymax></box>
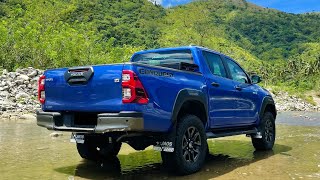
<box><xmin>55</xmin><ymin>141</ymin><xmax>291</xmax><ymax>180</ymax></box>
<box><xmin>1</xmin><ymin>118</ymin><xmax>319</xmax><ymax>179</ymax></box>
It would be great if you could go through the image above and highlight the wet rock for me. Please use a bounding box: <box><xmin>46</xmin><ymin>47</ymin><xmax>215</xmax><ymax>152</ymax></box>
<box><xmin>9</xmin><ymin>115</ymin><xmax>17</xmax><ymax>120</ymax></box>
<box><xmin>50</xmin><ymin>132</ymin><xmax>63</xmax><ymax>137</ymax></box>
<box><xmin>1</xmin><ymin>112</ymin><xmax>10</xmax><ymax>119</ymax></box>
<box><xmin>36</xmin><ymin>147</ymin><xmax>49</xmax><ymax>150</ymax></box>
<box><xmin>19</xmin><ymin>114</ymin><xmax>36</xmax><ymax>120</ymax></box>
<box><xmin>68</xmin><ymin>176</ymin><xmax>75</xmax><ymax>180</ymax></box>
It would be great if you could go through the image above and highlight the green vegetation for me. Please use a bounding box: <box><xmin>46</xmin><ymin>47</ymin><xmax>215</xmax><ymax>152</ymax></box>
<box><xmin>0</xmin><ymin>0</ymin><xmax>319</xmax><ymax>92</ymax></box>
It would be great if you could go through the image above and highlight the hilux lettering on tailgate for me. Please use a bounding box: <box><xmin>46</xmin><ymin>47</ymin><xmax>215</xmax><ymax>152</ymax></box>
<box><xmin>139</xmin><ymin>68</ymin><xmax>173</xmax><ymax>77</ymax></box>
<box><xmin>70</xmin><ymin>72</ymin><xmax>84</xmax><ymax>77</ymax></box>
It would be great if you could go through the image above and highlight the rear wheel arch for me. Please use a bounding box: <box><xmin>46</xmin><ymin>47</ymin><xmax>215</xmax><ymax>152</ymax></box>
<box><xmin>171</xmin><ymin>89</ymin><xmax>208</xmax><ymax>126</ymax></box>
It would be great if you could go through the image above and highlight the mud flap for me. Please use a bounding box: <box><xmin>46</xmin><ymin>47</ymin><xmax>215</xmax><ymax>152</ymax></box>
<box><xmin>153</xmin><ymin>125</ymin><xmax>176</xmax><ymax>152</ymax></box>
<box><xmin>153</xmin><ymin>141</ymin><xmax>174</xmax><ymax>152</ymax></box>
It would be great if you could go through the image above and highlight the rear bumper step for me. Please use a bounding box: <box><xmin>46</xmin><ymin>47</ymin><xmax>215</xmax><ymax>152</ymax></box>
<box><xmin>36</xmin><ymin>110</ymin><xmax>144</xmax><ymax>133</ymax></box>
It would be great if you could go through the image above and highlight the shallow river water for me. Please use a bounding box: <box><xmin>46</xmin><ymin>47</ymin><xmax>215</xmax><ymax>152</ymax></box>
<box><xmin>0</xmin><ymin>112</ymin><xmax>319</xmax><ymax>180</ymax></box>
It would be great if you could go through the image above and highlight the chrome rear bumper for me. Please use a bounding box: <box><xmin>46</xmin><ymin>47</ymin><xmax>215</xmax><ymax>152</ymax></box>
<box><xmin>36</xmin><ymin>110</ymin><xmax>144</xmax><ymax>133</ymax></box>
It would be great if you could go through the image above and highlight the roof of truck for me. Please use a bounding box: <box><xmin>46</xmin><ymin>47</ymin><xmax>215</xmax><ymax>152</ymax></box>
<box><xmin>133</xmin><ymin>45</ymin><xmax>229</xmax><ymax>59</ymax></box>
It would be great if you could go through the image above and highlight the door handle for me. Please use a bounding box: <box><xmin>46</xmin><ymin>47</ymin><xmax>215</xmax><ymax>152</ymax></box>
<box><xmin>235</xmin><ymin>85</ymin><xmax>242</xmax><ymax>91</ymax></box>
<box><xmin>211</xmin><ymin>82</ymin><xmax>220</xmax><ymax>87</ymax></box>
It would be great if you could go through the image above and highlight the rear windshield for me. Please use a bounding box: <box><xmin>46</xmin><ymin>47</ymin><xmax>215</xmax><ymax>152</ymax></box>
<box><xmin>131</xmin><ymin>50</ymin><xmax>194</xmax><ymax>65</ymax></box>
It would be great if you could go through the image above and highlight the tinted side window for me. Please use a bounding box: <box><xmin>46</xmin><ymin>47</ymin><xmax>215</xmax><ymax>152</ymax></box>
<box><xmin>225</xmin><ymin>58</ymin><xmax>249</xmax><ymax>83</ymax></box>
<box><xmin>131</xmin><ymin>50</ymin><xmax>193</xmax><ymax>65</ymax></box>
<box><xmin>203</xmin><ymin>51</ymin><xmax>227</xmax><ymax>78</ymax></box>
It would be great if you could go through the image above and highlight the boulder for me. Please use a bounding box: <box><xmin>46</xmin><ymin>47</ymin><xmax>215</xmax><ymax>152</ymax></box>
<box><xmin>17</xmin><ymin>74</ymin><xmax>30</xmax><ymax>81</ymax></box>
<box><xmin>2</xmin><ymin>69</ymin><xmax>8</xmax><ymax>75</ymax></box>
<box><xmin>19</xmin><ymin>114</ymin><xmax>36</xmax><ymax>120</ymax></box>
<box><xmin>0</xmin><ymin>91</ymin><xmax>9</xmax><ymax>97</ymax></box>
<box><xmin>50</xmin><ymin>132</ymin><xmax>63</xmax><ymax>137</ymax></box>
<box><xmin>27</xmin><ymin>70</ymin><xmax>38</xmax><ymax>78</ymax></box>
<box><xmin>0</xmin><ymin>81</ymin><xmax>6</xmax><ymax>87</ymax></box>
<box><xmin>15</xmin><ymin>92</ymin><xmax>30</xmax><ymax>99</ymax></box>
<box><xmin>0</xmin><ymin>86</ymin><xmax>9</xmax><ymax>91</ymax></box>
<box><xmin>8</xmin><ymin>72</ymin><xmax>16</xmax><ymax>79</ymax></box>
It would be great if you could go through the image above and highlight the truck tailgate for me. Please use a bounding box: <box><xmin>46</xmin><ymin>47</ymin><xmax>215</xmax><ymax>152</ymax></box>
<box><xmin>43</xmin><ymin>64</ymin><xmax>123</xmax><ymax>112</ymax></box>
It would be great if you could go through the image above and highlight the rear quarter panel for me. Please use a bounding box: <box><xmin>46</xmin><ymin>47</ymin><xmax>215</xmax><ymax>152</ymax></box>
<box><xmin>123</xmin><ymin>63</ymin><xmax>206</xmax><ymax>132</ymax></box>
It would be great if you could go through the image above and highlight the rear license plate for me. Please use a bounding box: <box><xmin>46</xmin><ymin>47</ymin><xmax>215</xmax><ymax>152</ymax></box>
<box><xmin>70</xmin><ymin>133</ymin><xmax>85</xmax><ymax>144</ymax></box>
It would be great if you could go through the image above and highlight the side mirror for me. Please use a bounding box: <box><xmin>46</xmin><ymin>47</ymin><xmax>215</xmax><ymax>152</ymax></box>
<box><xmin>251</xmin><ymin>75</ymin><xmax>262</xmax><ymax>84</ymax></box>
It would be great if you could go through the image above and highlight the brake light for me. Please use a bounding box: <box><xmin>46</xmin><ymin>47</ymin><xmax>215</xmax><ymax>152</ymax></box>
<box><xmin>122</xmin><ymin>70</ymin><xmax>148</xmax><ymax>104</ymax></box>
<box><xmin>38</xmin><ymin>75</ymin><xmax>45</xmax><ymax>104</ymax></box>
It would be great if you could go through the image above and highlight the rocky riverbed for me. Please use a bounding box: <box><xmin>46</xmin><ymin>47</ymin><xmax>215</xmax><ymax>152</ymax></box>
<box><xmin>0</xmin><ymin>68</ymin><xmax>319</xmax><ymax>120</ymax></box>
<box><xmin>272</xmin><ymin>91</ymin><xmax>320</xmax><ymax>111</ymax></box>
<box><xmin>0</xmin><ymin>67</ymin><xmax>42</xmax><ymax>120</ymax></box>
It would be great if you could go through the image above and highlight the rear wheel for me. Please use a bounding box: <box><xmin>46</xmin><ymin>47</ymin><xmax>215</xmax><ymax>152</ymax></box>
<box><xmin>76</xmin><ymin>135</ymin><xmax>121</xmax><ymax>161</ymax></box>
<box><xmin>252</xmin><ymin>112</ymin><xmax>276</xmax><ymax>150</ymax></box>
<box><xmin>161</xmin><ymin>115</ymin><xmax>207</xmax><ymax>175</ymax></box>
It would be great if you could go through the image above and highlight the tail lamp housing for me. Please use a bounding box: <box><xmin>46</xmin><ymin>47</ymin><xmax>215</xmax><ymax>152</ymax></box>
<box><xmin>122</xmin><ymin>70</ymin><xmax>148</xmax><ymax>104</ymax></box>
<box><xmin>38</xmin><ymin>75</ymin><xmax>45</xmax><ymax>104</ymax></box>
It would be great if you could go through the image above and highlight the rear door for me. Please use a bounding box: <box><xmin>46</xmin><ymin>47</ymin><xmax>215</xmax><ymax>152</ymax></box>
<box><xmin>202</xmin><ymin>51</ymin><xmax>238</xmax><ymax>128</ymax></box>
<box><xmin>223</xmin><ymin>57</ymin><xmax>259</xmax><ymax>125</ymax></box>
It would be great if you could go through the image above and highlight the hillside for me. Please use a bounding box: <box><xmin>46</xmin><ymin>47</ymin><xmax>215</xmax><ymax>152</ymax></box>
<box><xmin>0</xmin><ymin>0</ymin><xmax>319</xmax><ymax>92</ymax></box>
<box><xmin>160</xmin><ymin>0</ymin><xmax>320</xmax><ymax>91</ymax></box>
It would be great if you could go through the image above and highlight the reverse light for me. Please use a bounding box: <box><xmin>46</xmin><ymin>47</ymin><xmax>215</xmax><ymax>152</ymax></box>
<box><xmin>122</xmin><ymin>88</ymin><xmax>132</xmax><ymax>99</ymax></box>
<box><xmin>38</xmin><ymin>75</ymin><xmax>45</xmax><ymax>104</ymax></box>
<box><xmin>121</xmin><ymin>70</ymin><xmax>148</xmax><ymax>104</ymax></box>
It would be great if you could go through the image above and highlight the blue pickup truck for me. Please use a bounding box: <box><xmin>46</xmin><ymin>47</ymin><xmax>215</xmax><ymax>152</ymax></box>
<box><xmin>36</xmin><ymin>46</ymin><xmax>276</xmax><ymax>175</ymax></box>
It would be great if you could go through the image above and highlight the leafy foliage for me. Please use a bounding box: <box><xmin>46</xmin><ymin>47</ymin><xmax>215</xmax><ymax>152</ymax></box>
<box><xmin>0</xmin><ymin>0</ymin><xmax>163</xmax><ymax>70</ymax></box>
<box><xmin>0</xmin><ymin>0</ymin><xmax>319</xmax><ymax>91</ymax></box>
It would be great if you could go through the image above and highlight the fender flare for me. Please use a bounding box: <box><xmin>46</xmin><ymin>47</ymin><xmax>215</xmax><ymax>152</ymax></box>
<box><xmin>259</xmin><ymin>96</ymin><xmax>277</xmax><ymax>120</ymax></box>
<box><xmin>171</xmin><ymin>89</ymin><xmax>208</xmax><ymax>124</ymax></box>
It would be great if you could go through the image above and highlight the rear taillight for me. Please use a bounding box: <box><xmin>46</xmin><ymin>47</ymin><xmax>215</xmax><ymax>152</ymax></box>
<box><xmin>122</xmin><ymin>70</ymin><xmax>148</xmax><ymax>104</ymax></box>
<box><xmin>38</xmin><ymin>75</ymin><xmax>45</xmax><ymax>104</ymax></box>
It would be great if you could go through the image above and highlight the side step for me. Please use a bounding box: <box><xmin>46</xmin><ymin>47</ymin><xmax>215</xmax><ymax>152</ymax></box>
<box><xmin>206</xmin><ymin>128</ymin><xmax>258</xmax><ymax>139</ymax></box>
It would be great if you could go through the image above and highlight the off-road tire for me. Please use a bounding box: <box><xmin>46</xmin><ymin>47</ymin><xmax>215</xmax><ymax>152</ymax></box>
<box><xmin>252</xmin><ymin>111</ymin><xmax>276</xmax><ymax>150</ymax></box>
<box><xmin>77</xmin><ymin>135</ymin><xmax>122</xmax><ymax>161</ymax></box>
<box><xmin>161</xmin><ymin>114</ymin><xmax>207</xmax><ymax>175</ymax></box>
